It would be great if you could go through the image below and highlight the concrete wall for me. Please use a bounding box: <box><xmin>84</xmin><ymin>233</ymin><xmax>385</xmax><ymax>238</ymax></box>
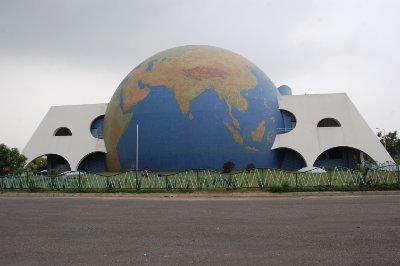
<box><xmin>23</xmin><ymin>103</ymin><xmax>107</xmax><ymax>171</ymax></box>
<box><xmin>272</xmin><ymin>93</ymin><xmax>393</xmax><ymax>167</ymax></box>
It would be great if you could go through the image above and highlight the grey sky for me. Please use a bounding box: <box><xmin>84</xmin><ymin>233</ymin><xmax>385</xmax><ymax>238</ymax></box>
<box><xmin>1</xmin><ymin>0</ymin><xmax>399</xmax><ymax>149</ymax></box>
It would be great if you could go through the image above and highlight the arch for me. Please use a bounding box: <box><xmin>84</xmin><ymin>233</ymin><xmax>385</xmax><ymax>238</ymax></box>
<box><xmin>54</xmin><ymin>127</ymin><xmax>72</xmax><ymax>136</ymax></box>
<box><xmin>317</xmin><ymin>118</ymin><xmax>341</xmax><ymax>127</ymax></box>
<box><xmin>275</xmin><ymin>147</ymin><xmax>306</xmax><ymax>171</ymax></box>
<box><xmin>90</xmin><ymin>115</ymin><xmax>105</xmax><ymax>139</ymax></box>
<box><xmin>46</xmin><ymin>154</ymin><xmax>71</xmax><ymax>174</ymax></box>
<box><xmin>313</xmin><ymin>146</ymin><xmax>372</xmax><ymax>169</ymax></box>
<box><xmin>77</xmin><ymin>152</ymin><xmax>106</xmax><ymax>173</ymax></box>
<box><xmin>277</xmin><ymin>109</ymin><xmax>297</xmax><ymax>134</ymax></box>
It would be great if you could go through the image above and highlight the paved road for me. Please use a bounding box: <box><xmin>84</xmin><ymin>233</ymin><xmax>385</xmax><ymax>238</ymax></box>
<box><xmin>0</xmin><ymin>193</ymin><xmax>399</xmax><ymax>265</ymax></box>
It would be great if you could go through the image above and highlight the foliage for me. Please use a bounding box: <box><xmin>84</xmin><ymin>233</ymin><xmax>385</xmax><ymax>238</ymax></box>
<box><xmin>0</xmin><ymin>144</ymin><xmax>27</xmax><ymax>174</ymax></box>
<box><xmin>269</xmin><ymin>181</ymin><xmax>293</xmax><ymax>193</ymax></box>
<box><xmin>245</xmin><ymin>163</ymin><xmax>256</xmax><ymax>172</ymax></box>
<box><xmin>25</xmin><ymin>157</ymin><xmax>47</xmax><ymax>173</ymax></box>
<box><xmin>222</xmin><ymin>161</ymin><xmax>235</xmax><ymax>173</ymax></box>
<box><xmin>377</xmin><ymin>130</ymin><xmax>400</xmax><ymax>159</ymax></box>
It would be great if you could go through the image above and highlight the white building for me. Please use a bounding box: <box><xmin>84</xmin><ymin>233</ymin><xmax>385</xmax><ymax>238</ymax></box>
<box><xmin>272</xmin><ymin>91</ymin><xmax>393</xmax><ymax>170</ymax></box>
<box><xmin>23</xmin><ymin>103</ymin><xmax>107</xmax><ymax>174</ymax></box>
<box><xmin>23</xmin><ymin>92</ymin><xmax>393</xmax><ymax>172</ymax></box>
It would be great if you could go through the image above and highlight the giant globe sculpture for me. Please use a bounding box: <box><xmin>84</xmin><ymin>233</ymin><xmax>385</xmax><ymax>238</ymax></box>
<box><xmin>104</xmin><ymin>45</ymin><xmax>284</xmax><ymax>171</ymax></box>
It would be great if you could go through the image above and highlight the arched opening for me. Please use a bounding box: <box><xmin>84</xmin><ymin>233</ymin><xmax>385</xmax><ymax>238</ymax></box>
<box><xmin>276</xmin><ymin>148</ymin><xmax>306</xmax><ymax>171</ymax></box>
<box><xmin>277</xmin><ymin>110</ymin><xmax>297</xmax><ymax>134</ymax></box>
<box><xmin>54</xmin><ymin>127</ymin><xmax>72</xmax><ymax>136</ymax></box>
<box><xmin>77</xmin><ymin>152</ymin><xmax>106</xmax><ymax>173</ymax></box>
<box><xmin>46</xmin><ymin>154</ymin><xmax>71</xmax><ymax>174</ymax></box>
<box><xmin>90</xmin><ymin>115</ymin><xmax>104</xmax><ymax>139</ymax></box>
<box><xmin>314</xmin><ymin>146</ymin><xmax>370</xmax><ymax>169</ymax></box>
<box><xmin>317</xmin><ymin>118</ymin><xmax>341</xmax><ymax>127</ymax></box>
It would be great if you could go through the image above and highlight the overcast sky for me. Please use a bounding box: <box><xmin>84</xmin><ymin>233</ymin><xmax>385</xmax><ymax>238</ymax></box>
<box><xmin>1</xmin><ymin>0</ymin><xmax>399</xmax><ymax>150</ymax></box>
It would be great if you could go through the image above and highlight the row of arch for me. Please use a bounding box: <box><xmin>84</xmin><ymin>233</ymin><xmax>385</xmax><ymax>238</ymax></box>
<box><xmin>53</xmin><ymin>115</ymin><xmax>105</xmax><ymax>139</ymax></box>
<box><xmin>35</xmin><ymin>152</ymin><xmax>106</xmax><ymax>174</ymax></box>
<box><xmin>278</xmin><ymin>146</ymin><xmax>370</xmax><ymax>171</ymax></box>
<box><xmin>33</xmin><ymin>146</ymin><xmax>368</xmax><ymax>174</ymax></box>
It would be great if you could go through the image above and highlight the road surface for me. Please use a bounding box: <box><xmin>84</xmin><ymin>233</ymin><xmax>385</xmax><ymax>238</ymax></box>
<box><xmin>0</xmin><ymin>192</ymin><xmax>399</xmax><ymax>265</ymax></box>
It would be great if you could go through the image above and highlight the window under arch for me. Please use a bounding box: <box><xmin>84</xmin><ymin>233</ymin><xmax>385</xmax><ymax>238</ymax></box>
<box><xmin>46</xmin><ymin>153</ymin><xmax>71</xmax><ymax>174</ymax></box>
<box><xmin>77</xmin><ymin>152</ymin><xmax>106</xmax><ymax>173</ymax></box>
<box><xmin>314</xmin><ymin>146</ymin><xmax>369</xmax><ymax>170</ymax></box>
<box><xmin>54</xmin><ymin>127</ymin><xmax>72</xmax><ymax>136</ymax></box>
<box><xmin>317</xmin><ymin>118</ymin><xmax>341</xmax><ymax>127</ymax></box>
<box><xmin>277</xmin><ymin>148</ymin><xmax>306</xmax><ymax>171</ymax></box>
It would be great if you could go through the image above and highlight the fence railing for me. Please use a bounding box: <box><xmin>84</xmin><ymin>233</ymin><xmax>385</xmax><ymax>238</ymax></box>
<box><xmin>1</xmin><ymin>168</ymin><xmax>399</xmax><ymax>192</ymax></box>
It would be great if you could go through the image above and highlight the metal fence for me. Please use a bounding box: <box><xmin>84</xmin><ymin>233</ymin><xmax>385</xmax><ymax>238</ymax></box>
<box><xmin>1</xmin><ymin>167</ymin><xmax>400</xmax><ymax>192</ymax></box>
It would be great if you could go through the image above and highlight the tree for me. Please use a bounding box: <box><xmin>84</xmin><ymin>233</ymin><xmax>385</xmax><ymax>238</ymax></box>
<box><xmin>377</xmin><ymin>131</ymin><xmax>400</xmax><ymax>160</ymax></box>
<box><xmin>222</xmin><ymin>161</ymin><xmax>235</xmax><ymax>173</ymax></box>
<box><xmin>25</xmin><ymin>156</ymin><xmax>47</xmax><ymax>173</ymax></box>
<box><xmin>245</xmin><ymin>163</ymin><xmax>256</xmax><ymax>172</ymax></box>
<box><xmin>0</xmin><ymin>144</ymin><xmax>27</xmax><ymax>174</ymax></box>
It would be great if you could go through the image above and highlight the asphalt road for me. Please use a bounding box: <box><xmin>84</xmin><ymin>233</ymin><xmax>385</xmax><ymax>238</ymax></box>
<box><xmin>0</xmin><ymin>193</ymin><xmax>399</xmax><ymax>265</ymax></box>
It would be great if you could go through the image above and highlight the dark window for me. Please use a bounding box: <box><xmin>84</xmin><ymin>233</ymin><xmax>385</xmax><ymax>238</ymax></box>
<box><xmin>277</xmin><ymin>110</ymin><xmax>297</xmax><ymax>134</ymax></box>
<box><xmin>317</xmin><ymin>118</ymin><xmax>341</xmax><ymax>127</ymax></box>
<box><xmin>316</xmin><ymin>152</ymin><xmax>327</xmax><ymax>160</ymax></box>
<box><xmin>90</xmin><ymin>115</ymin><xmax>104</xmax><ymax>139</ymax></box>
<box><xmin>54</xmin><ymin>127</ymin><xmax>72</xmax><ymax>136</ymax></box>
<box><xmin>328</xmin><ymin>147</ymin><xmax>343</xmax><ymax>159</ymax></box>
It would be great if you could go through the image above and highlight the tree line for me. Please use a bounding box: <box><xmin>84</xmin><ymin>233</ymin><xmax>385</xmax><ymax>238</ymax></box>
<box><xmin>377</xmin><ymin>130</ymin><xmax>400</xmax><ymax>163</ymax></box>
<box><xmin>0</xmin><ymin>144</ymin><xmax>46</xmax><ymax>175</ymax></box>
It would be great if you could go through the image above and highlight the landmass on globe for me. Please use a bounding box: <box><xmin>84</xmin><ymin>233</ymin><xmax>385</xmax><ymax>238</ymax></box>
<box><xmin>104</xmin><ymin>45</ymin><xmax>283</xmax><ymax>171</ymax></box>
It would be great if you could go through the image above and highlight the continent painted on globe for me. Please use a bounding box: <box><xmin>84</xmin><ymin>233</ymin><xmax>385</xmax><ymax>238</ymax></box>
<box><xmin>104</xmin><ymin>45</ymin><xmax>283</xmax><ymax>171</ymax></box>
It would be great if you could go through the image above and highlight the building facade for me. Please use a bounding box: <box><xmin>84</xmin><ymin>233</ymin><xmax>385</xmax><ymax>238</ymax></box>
<box><xmin>23</xmin><ymin>93</ymin><xmax>393</xmax><ymax>172</ymax></box>
<box><xmin>23</xmin><ymin>103</ymin><xmax>107</xmax><ymax>174</ymax></box>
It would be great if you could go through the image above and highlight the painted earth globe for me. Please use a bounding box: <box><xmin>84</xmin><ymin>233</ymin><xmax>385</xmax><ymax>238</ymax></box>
<box><xmin>104</xmin><ymin>45</ymin><xmax>283</xmax><ymax>171</ymax></box>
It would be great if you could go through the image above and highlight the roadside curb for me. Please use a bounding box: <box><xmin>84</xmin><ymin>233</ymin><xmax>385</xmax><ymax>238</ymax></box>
<box><xmin>1</xmin><ymin>190</ymin><xmax>400</xmax><ymax>199</ymax></box>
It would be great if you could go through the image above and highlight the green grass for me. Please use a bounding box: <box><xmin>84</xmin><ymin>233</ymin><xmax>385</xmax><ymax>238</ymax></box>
<box><xmin>1</xmin><ymin>168</ymin><xmax>399</xmax><ymax>193</ymax></box>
